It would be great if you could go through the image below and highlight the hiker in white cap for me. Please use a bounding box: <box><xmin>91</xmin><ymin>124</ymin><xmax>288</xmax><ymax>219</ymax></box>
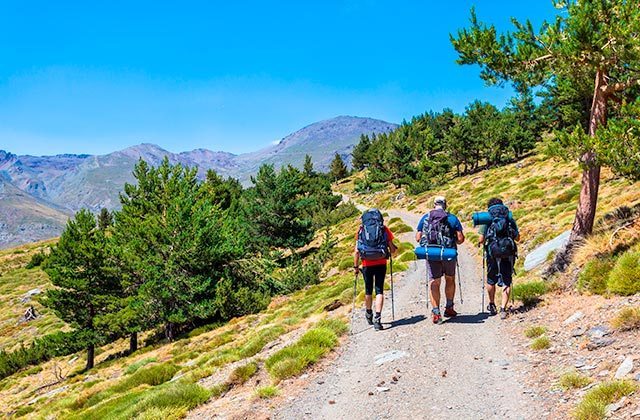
<box><xmin>415</xmin><ymin>196</ymin><xmax>465</xmax><ymax>324</ymax></box>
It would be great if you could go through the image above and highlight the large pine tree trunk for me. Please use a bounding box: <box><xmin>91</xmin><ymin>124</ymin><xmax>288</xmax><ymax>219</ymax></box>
<box><xmin>129</xmin><ymin>332</ymin><xmax>138</xmax><ymax>353</ymax></box>
<box><xmin>86</xmin><ymin>344</ymin><xmax>95</xmax><ymax>370</ymax></box>
<box><xmin>570</xmin><ymin>69</ymin><xmax>608</xmax><ymax>242</ymax></box>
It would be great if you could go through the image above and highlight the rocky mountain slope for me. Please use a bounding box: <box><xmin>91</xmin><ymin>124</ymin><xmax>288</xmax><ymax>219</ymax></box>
<box><xmin>0</xmin><ymin>116</ymin><xmax>396</xmax><ymax>248</ymax></box>
<box><xmin>0</xmin><ymin>178</ymin><xmax>70</xmax><ymax>249</ymax></box>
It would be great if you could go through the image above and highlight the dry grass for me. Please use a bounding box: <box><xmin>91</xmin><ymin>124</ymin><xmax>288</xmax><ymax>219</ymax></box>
<box><xmin>611</xmin><ymin>306</ymin><xmax>640</xmax><ymax>331</ymax></box>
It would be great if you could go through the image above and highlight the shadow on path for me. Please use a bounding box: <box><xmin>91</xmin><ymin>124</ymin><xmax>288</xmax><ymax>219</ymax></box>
<box><xmin>444</xmin><ymin>312</ymin><xmax>490</xmax><ymax>324</ymax></box>
<box><xmin>386</xmin><ymin>314</ymin><xmax>426</xmax><ymax>329</ymax></box>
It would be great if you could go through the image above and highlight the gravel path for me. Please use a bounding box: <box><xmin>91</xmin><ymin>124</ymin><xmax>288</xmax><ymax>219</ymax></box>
<box><xmin>274</xmin><ymin>207</ymin><xmax>541</xmax><ymax>420</ymax></box>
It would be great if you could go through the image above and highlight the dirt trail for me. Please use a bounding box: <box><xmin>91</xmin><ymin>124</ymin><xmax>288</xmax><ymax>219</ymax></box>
<box><xmin>275</xmin><ymin>207</ymin><xmax>543</xmax><ymax>419</ymax></box>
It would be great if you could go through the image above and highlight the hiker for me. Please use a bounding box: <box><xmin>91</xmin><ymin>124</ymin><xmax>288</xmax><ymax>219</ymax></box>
<box><xmin>478</xmin><ymin>198</ymin><xmax>520</xmax><ymax>320</ymax></box>
<box><xmin>354</xmin><ymin>209</ymin><xmax>397</xmax><ymax>331</ymax></box>
<box><xmin>416</xmin><ymin>196</ymin><xmax>465</xmax><ymax>324</ymax></box>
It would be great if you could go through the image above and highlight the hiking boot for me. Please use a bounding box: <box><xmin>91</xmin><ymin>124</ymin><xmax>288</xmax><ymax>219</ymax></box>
<box><xmin>373</xmin><ymin>316</ymin><xmax>384</xmax><ymax>331</ymax></box>
<box><xmin>432</xmin><ymin>312</ymin><xmax>443</xmax><ymax>325</ymax></box>
<box><xmin>500</xmin><ymin>308</ymin><xmax>508</xmax><ymax>320</ymax></box>
<box><xmin>365</xmin><ymin>311</ymin><xmax>373</xmax><ymax>325</ymax></box>
<box><xmin>444</xmin><ymin>306</ymin><xmax>458</xmax><ymax>318</ymax></box>
<box><xmin>487</xmin><ymin>303</ymin><xmax>498</xmax><ymax>316</ymax></box>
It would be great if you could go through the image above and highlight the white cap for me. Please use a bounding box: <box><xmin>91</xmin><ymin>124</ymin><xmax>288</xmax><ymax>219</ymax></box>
<box><xmin>434</xmin><ymin>195</ymin><xmax>447</xmax><ymax>207</ymax></box>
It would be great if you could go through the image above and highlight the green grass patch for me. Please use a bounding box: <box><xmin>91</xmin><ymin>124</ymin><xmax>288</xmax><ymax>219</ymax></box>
<box><xmin>210</xmin><ymin>382</ymin><xmax>231</xmax><ymax>398</ymax></box>
<box><xmin>255</xmin><ymin>385</ymin><xmax>280</xmax><ymax>399</ymax></box>
<box><xmin>112</xmin><ymin>362</ymin><xmax>179</xmax><ymax>393</ymax></box>
<box><xmin>607</xmin><ymin>251</ymin><xmax>640</xmax><ymax>295</ymax></box>
<box><xmin>392</xmin><ymin>223</ymin><xmax>413</xmax><ymax>234</ymax></box>
<box><xmin>611</xmin><ymin>306</ymin><xmax>640</xmax><ymax>331</ymax></box>
<box><xmin>125</xmin><ymin>357</ymin><xmax>158</xmax><ymax>375</ymax></box>
<box><xmin>265</xmin><ymin>323</ymin><xmax>342</xmax><ymax>381</ymax></box>
<box><xmin>524</xmin><ymin>325</ymin><xmax>547</xmax><ymax>338</ymax></box>
<box><xmin>239</xmin><ymin>325</ymin><xmax>286</xmax><ymax>358</ymax></box>
<box><xmin>578</xmin><ymin>258</ymin><xmax>614</xmax><ymax>295</ymax></box>
<box><xmin>574</xmin><ymin>380</ymin><xmax>637</xmax><ymax>420</ymax></box>
<box><xmin>398</xmin><ymin>242</ymin><xmax>414</xmax><ymax>252</ymax></box>
<box><xmin>338</xmin><ymin>257</ymin><xmax>354</xmax><ymax>271</ymax></box>
<box><xmin>398</xmin><ymin>251</ymin><xmax>416</xmax><ymax>262</ymax></box>
<box><xmin>558</xmin><ymin>370</ymin><xmax>592</xmax><ymax>390</ymax></box>
<box><xmin>228</xmin><ymin>361</ymin><xmax>258</xmax><ymax>385</ymax></box>
<box><xmin>513</xmin><ymin>281</ymin><xmax>547</xmax><ymax>306</ymax></box>
<box><xmin>530</xmin><ymin>336</ymin><xmax>550</xmax><ymax>350</ymax></box>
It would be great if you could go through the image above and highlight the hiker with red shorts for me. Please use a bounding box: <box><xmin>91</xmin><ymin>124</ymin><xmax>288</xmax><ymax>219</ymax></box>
<box><xmin>415</xmin><ymin>196</ymin><xmax>465</xmax><ymax>324</ymax></box>
<box><xmin>354</xmin><ymin>209</ymin><xmax>397</xmax><ymax>331</ymax></box>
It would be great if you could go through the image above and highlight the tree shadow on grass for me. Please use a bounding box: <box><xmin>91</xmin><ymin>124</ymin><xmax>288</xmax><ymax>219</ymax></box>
<box><xmin>444</xmin><ymin>312</ymin><xmax>490</xmax><ymax>324</ymax></box>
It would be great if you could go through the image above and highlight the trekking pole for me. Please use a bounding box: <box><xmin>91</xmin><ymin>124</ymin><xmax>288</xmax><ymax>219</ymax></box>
<box><xmin>481</xmin><ymin>247</ymin><xmax>486</xmax><ymax>313</ymax></box>
<box><xmin>425</xmin><ymin>259</ymin><xmax>430</xmax><ymax>313</ymax></box>
<box><xmin>390</xmin><ymin>253</ymin><xmax>395</xmax><ymax>321</ymax></box>
<box><xmin>350</xmin><ymin>271</ymin><xmax>359</xmax><ymax>334</ymax></box>
<box><xmin>456</xmin><ymin>259</ymin><xmax>464</xmax><ymax>305</ymax></box>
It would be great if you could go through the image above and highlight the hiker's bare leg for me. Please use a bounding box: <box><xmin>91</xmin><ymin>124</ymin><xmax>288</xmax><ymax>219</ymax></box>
<box><xmin>444</xmin><ymin>275</ymin><xmax>456</xmax><ymax>302</ymax></box>
<box><xmin>501</xmin><ymin>285</ymin><xmax>511</xmax><ymax>309</ymax></box>
<box><xmin>487</xmin><ymin>283</ymin><xmax>496</xmax><ymax>303</ymax></box>
<box><xmin>375</xmin><ymin>293</ymin><xmax>384</xmax><ymax>313</ymax></box>
<box><xmin>429</xmin><ymin>278</ymin><xmax>441</xmax><ymax>308</ymax></box>
<box><xmin>365</xmin><ymin>295</ymin><xmax>373</xmax><ymax>311</ymax></box>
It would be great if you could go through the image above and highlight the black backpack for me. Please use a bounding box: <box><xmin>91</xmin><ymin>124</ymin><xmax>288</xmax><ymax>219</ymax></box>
<box><xmin>420</xmin><ymin>208</ymin><xmax>456</xmax><ymax>248</ymax></box>
<box><xmin>485</xmin><ymin>204</ymin><xmax>517</xmax><ymax>259</ymax></box>
<box><xmin>357</xmin><ymin>209</ymin><xmax>389</xmax><ymax>260</ymax></box>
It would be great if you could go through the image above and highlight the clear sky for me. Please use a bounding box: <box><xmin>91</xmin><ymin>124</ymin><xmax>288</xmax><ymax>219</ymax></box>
<box><xmin>0</xmin><ymin>1</ymin><xmax>558</xmax><ymax>156</ymax></box>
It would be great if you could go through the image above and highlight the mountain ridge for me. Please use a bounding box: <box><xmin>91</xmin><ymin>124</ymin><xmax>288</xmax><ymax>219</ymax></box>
<box><xmin>0</xmin><ymin>115</ymin><xmax>397</xmax><ymax>248</ymax></box>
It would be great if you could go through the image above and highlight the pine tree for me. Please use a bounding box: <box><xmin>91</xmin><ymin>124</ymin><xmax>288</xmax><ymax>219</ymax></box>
<box><xmin>329</xmin><ymin>153</ymin><xmax>349</xmax><ymax>181</ymax></box>
<box><xmin>351</xmin><ymin>135</ymin><xmax>371</xmax><ymax>171</ymax></box>
<box><xmin>115</xmin><ymin>158</ymin><xmax>242</xmax><ymax>340</ymax></box>
<box><xmin>97</xmin><ymin>207</ymin><xmax>113</xmax><ymax>230</ymax></box>
<box><xmin>43</xmin><ymin>210</ymin><xmax>119</xmax><ymax>370</ymax></box>
<box><xmin>303</xmin><ymin>154</ymin><xmax>315</xmax><ymax>178</ymax></box>
<box><xmin>452</xmin><ymin>0</ymin><xmax>640</xmax><ymax>242</ymax></box>
<box><xmin>244</xmin><ymin>164</ymin><xmax>314</xmax><ymax>250</ymax></box>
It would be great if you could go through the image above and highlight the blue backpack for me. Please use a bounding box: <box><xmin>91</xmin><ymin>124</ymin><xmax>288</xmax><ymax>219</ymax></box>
<box><xmin>357</xmin><ymin>209</ymin><xmax>388</xmax><ymax>260</ymax></box>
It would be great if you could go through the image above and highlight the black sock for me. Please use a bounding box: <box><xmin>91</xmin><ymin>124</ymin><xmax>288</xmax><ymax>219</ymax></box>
<box><xmin>366</xmin><ymin>309</ymin><xmax>373</xmax><ymax>314</ymax></box>
<box><xmin>375</xmin><ymin>312</ymin><xmax>381</xmax><ymax>319</ymax></box>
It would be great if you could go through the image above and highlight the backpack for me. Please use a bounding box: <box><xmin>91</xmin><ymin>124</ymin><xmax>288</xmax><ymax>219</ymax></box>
<box><xmin>485</xmin><ymin>204</ymin><xmax>517</xmax><ymax>259</ymax></box>
<box><xmin>420</xmin><ymin>208</ymin><xmax>456</xmax><ymax>248</ymax></box>
<box><xmin>357</xmin><ymin>209</ymin><xmax>389</xmax><ymax>260</ymax></box>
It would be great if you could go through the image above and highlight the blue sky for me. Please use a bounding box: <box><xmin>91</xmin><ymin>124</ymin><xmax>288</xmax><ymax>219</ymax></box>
<box><xmin>0</xmin><ymin>1</ymin><xmax>558</xmax><ymax>156</ymax></box>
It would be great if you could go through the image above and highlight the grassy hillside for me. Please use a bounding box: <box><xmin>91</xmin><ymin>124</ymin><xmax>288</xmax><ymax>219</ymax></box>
<box><xmin>0</xmin><ymin>212</ymin><xmax>413</xmax><ymax>418</ymax></box>
<box><xmin>339</xmin><ymin>151</ymin><xmax>640</xmax><ymax>277</ymax></box>
<box><xmin>0</xmin><ymin>241</ymin><xmax>67</xmax><ymax>352</ymax></box>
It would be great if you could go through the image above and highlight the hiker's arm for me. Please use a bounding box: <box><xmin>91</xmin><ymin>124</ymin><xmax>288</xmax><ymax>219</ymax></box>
<box><xmin>478</xmin><ymin>234</ymin><xmax>485</xmax><ymax>246</ymax></box>
<box><xmin>456</xmin><ymin>230</ymin><xmax>465</xmax><ymax>245</ymax></box>
<box><xmin>353</xmin><ymin>244</ymin><xmax>360</xmax><ymax>273</ymax></box>
<box><xmin>389</xmin><ymin>239</ymin><xmax>398</xmax><ymax>255</ymax></box>
<box><xmin>415</xmin><ymin>231</ymin><xmax>422</xmax><ymax>243</ymax></box>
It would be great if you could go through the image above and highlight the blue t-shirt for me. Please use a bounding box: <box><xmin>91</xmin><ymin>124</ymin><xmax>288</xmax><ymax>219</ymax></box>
<box><xmin>416</xmin><ymin>212</ymin><xmax>464</xmax><ymax>233</ymax></box>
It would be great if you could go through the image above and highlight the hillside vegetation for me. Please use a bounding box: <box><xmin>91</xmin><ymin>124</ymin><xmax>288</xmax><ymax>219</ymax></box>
<box><xmin>0</xmin><ymin>209</ymin><xmax>413</xmax><ymax>418</ymax></box>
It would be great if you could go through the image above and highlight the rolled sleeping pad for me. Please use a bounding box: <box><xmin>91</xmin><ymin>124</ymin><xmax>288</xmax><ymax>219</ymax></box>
<box><xmin>414</xmin><ymin>246</ymin><xmax>458</xmax><ymax>261</ymax></box>
<box><xmin>472</xmin><ymin>211</ymin><xmax>513</xmax><ymax>226</ymax></box>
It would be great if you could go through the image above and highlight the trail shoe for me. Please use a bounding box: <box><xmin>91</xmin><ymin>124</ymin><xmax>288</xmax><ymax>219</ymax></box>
<box><xmin>373</xmin><ymin>316</ymin><xmax>384</xmax><ymax>331</ymax></box>
<box><xmin>487</xmin><ymin>303</ymin><xmax>498</xmax><ymax>316</ymax></box>
<box><xmin>432</xmin><ymin>309</ymin><xmax>444</xmax><ymax>325</ymax></box>
<box><xmin>444</xmin><ymin>306</ymin><xmax>458</xmax><ymax>318</ymax></box>
<box><xmin>365</xmin><ymin>311</ymin><xmax>373</xmax><ymax>325</ymax></box>
<box><xmin>500</xmin><ymin>307</ymin><xmax>508</xmax><ymax>320</ymax></box>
